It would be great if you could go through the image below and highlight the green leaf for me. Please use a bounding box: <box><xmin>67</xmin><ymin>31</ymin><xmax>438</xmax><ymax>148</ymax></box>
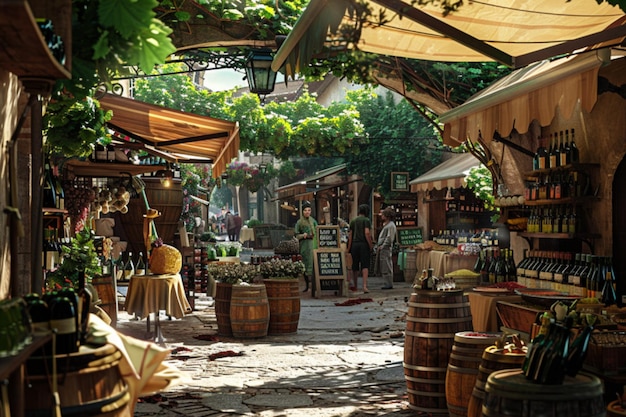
<box><xmin>99</xmin><ymin>0</ymin><xmax>157</xmax><ymax>39</ymax></box>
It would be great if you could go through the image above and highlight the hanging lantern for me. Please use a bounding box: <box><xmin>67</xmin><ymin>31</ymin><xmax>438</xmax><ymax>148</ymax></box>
<box><xmin>245</xmin><ymin>49</ymin><xmax>277</xmax><ymax>97</ymax></box>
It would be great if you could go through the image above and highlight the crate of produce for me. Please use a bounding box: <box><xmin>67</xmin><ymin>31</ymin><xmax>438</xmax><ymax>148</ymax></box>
<box><xmin>585</xmin><ymin>331</ymin><xmax>626</xmax><ymax>374</ymax></box>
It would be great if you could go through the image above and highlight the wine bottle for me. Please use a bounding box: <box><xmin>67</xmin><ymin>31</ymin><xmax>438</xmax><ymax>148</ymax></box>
<box><xmin>57</xmin><ymin>286</ymin><xmax>79</xmax><ymax>345</ymax></box>
<box><xmin>565</xmin><ymin>325</ymin><xmax>593</xmax><ymax>377</ymax></box>
<box><xmin>561</xmin><ymin>129</ymin><xmax>571</xmax><ymax>166</ymax></box>
<box><xmin>537</xmin><ymin>136</ymin><xmax>548</xmax><ymax>170</ymax></box>
<box><xmin>49</xmin><ymin>296</ymin><xmax>78</xmax><ymax>354</ymax></box>
<box><xmin>538</xmin><ymin>319</ymin><xmax>571</xmax><ymax>385</ymax></box>
<box><xmin>601</xmin><ymin>256</ymin><xmax>618</xmax><ymax>307</ymax></box>
<box><xmin>522</xmin><ymin>313</ymin><xmax>552</xmax><ymax>378</ymax></box>
<box><xmin>77</xmin><ymin>271</ymin><xmax>92</xmax><ymax>344</ymax></box>
<box><xmin>124</xmin><ymin>252</ymin><xmax>135</xmax><ymax>280</ymax></box>
<box><xmin>43</xmin><ymin>160</ymin><xmax>57</xmax><ymax>208</ymax></box>
<box><xmin>549</xmin><ymin>133</ymin><xmax>559</xmax><ymax>169</ymax></box>
<box><xmin>135</xmin><ymin>252</ymin><xmax>146</xmax><ymax>275</ymax></box>
<box><xmin>570</xmin><ymin>128</ymin><xmax>580</xmax><ymax>163</ymax></box>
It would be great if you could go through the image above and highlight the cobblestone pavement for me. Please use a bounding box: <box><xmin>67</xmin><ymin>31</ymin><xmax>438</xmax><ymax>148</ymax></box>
<box><xmin>116</xmin><ymin>275</ymin><xmax>418</xmax><ymax>417</ymax></box>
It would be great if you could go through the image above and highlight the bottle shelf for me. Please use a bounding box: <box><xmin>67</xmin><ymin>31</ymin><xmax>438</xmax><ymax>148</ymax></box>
<box><xmin>525</xmin><ymin>163</ymin><xmax>600</xmax><ymax>177</ymax></box>
<box><xmin>518</xmin><ymin>232</ymin><xmax>601</xmax><ymax>240</ymax></box>
<box><xmin>523</xmin><ymin>196</ymin><xmax>600</xmax><ymax>206</ymax></box>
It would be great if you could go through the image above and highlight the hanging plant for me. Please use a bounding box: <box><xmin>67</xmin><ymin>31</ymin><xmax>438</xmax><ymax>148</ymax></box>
<box><xmin>44</xmin><ymin>93</ymin><xmax>112</xmax><ymax>158</ymax></box>
<box><xmin>465</xmin><ymin>165</ymin><xmax>497</xmax><ymax>212</ymax></box>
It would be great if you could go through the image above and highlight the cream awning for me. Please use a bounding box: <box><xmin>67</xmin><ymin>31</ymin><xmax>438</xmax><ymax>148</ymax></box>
<box><xmin>273</xmin><ymin>0</ymin><xmax>626</xmax><ymax>75</ymax></box>
<box><xmin>440</xmin><ymin>49</ymin><xmax>611</xmax><ymax>146</ymax></box>
<box><xmin>99</xmin><ymin>93</ymin><xmax>240</xmax><ymax>178</ymax></box>
<box><xmin>409</xmin><ymin>153</ymin><xmax>480</xmax><ymax>192</ymax></box>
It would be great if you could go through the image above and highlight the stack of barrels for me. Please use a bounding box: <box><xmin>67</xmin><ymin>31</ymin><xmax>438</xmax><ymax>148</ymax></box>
<box><xmin>403</xmin><ymin>289</ymin><xmax>473</xmax><ymax>415</ymax></box>
<box><xmin>404</xmin><ymin>290</ymin><xmax>605</xmax><ymax>417</ymax></box>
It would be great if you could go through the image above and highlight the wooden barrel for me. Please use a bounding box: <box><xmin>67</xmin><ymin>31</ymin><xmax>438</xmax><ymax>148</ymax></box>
<box><xmin>467</xmin><ymin>345</ymin><xmax>526</xmax><ymax>417</ymax></box>
<box><xmin>122</xmin><ymin>177</ymin><xmax>183</xmax><ymax>255</ymax></box>
<box><xmin>483</xmin><ymin>369</ymin><xmax>605</xmax><ymax>417</ymax></box>
<box><xmin>230</xmin><ymin>284</ymin><xmax>269</xmax><ymax>338</ymax></box>
<box><xmin>404</xmin><ymin>290</ymin><xmax>473</xmax><ymax>416</ymax></box>
<box><xmin>25</xmin><ymin>344</ymin><xmax>131</xmax><ymax>416</ymax></box>
<box><xmin>445</xmin><ymin>332</ymin><xmax>501</xmax><ymax>417</ymax></box>
<box><xmin>403</xmin><ymin>250</ymin><xmax>417</xmax><ymax>283</ymax></box>
<box><xmin>215</xmin><ymin>282</ymin><xmax>233</xmax><ymax>336</ymax></box>
<box><xmin>264</xmin><ymin>279</ymin><xmax>301</xmax><ymax>335</ymax></box>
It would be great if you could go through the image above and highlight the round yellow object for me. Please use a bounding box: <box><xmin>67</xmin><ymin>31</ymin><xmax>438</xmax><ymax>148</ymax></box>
<box><xmin>150</xmin><ymin>244</ymin><xmax>182</xmax><ymax>274</ymax></box>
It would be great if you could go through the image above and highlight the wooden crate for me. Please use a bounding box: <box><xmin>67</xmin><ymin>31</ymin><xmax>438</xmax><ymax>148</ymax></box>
<box><xmin>496</xmin><ymin>301</ymin><xmax>543</xmax><ymax>334</ymax></box>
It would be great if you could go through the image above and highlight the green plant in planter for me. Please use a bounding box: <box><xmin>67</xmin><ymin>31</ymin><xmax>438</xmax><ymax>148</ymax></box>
<box><xmin>46</xmin><ymin>224</ymin><xmax>100</xmax><ymax>289</ymax></box>
<box><xmin>259</xmin><ymin>258</ymin><xmax>305</xmax><ymax>280</ymax></box>
<box><xmin>207</xmin><ymin>263</ymin><xmax>258</xmax><ymax>285</ymax></box>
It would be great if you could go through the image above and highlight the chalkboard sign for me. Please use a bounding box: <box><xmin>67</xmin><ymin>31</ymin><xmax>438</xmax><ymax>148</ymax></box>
<box><xmin>312</xmin><ymin>249</ymin><xmax>347</xmax><ymax>298</ymax></box>
<box><xmin>314</xmin><ymin>250</ymin><xmax>345</xmax><ymax>277</ymax></box>
<box><xmin>391</xmin><ymin>172</ymin><xmax>410</xmax><ymax>192</ymax></box>
<box><xmin>317</xmin><ymin>226</ymin><xmax>340</xmax><ymax>248</ymax></box>
<box><xmin>396</xmin><ymin>227</ymin><xmax>423</xmax><ymax>247</ymax></box>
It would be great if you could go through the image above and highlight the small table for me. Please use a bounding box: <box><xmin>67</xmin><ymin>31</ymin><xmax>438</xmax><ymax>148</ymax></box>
<box><xmin>239</xmin><ymin>227</ymin><xmax>255</xmax><ymax>247</ymax></box>
<box><xmin>125</xmin><ymin>273</ymin><xmax>192</xmax><ymax>344</ymax></box>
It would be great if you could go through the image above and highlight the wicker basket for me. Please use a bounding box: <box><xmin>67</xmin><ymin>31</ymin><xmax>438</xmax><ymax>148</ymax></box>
<box><xmin>585</xmin><ymin>331</ymin><xmax>626</xmax><ymax>374</ymax></box>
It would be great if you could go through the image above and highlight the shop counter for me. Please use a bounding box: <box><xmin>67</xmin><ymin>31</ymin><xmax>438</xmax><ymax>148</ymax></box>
<box><xmin>415</xmin><ymin>249</ymin><xmax>477</xmax><ymax>278</ymax></box>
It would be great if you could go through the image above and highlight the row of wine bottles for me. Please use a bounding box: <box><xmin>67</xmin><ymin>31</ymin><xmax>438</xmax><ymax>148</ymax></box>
<box><xmin>516</xmin><ymin>251</ymin><xmax>619</xmax><ymax>305</ymax></box>
<box><xmin>525</xmin><ymin>171</ymin><xmax>591</xmax><ymax>201</ymax></box>
<box><xmin>525</xmin><ymin>207</ymin><xmax>579</xmax><ymax>234</ymax></box>
<box><xmin>522</xmin><ymin>314</ymin><xmax>592</xmax><ymax>385</ymax></box>
<box><xmin>532</xmin><ymin>128</ymin><xmax>580</xmax><ymax>171</ymax></box>
<box><xmin>115</xmin><ymin>251</ymin><xmax>147</xmax><ymax>281</ymax></box>
<box><xmin>24</xmin><ymin>272</ymin><xmax>91</xmax><ymax>354</ymax></box>
<box><xmin>473</xmin><ymin>248</ymin><xmax>517</xmax><ymax>284</ymax></box>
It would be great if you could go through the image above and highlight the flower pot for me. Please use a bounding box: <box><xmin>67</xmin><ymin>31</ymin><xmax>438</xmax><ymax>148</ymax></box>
<box><xmin>229</xmin><ymin>284</ymin><xmax>269</xmax><ymax>338</ymax></box>
<box><xmin>264</xmin><ymin>279</ymin><xmax>301</xmax><ymax>335</ymax></box>
<box><xmin>215</xmin><ymin>282</ymin><xmax>233</xmax><ymax>336</ymax></box>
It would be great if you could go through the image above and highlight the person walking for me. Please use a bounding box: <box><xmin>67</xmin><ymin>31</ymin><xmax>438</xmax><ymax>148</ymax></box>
<box><xmin>377</xmin><ymin>207</ymin><xmax>397</xmax><ymax>289</ymax></box>
<box><xmin>225</xmin><ymin>211</ymin><xmax>236</xmax><ymax>241</ymax></box>
<box><xmin>347</xmin><ymin>204</ymin><xmax>373</xmax><ymax>293</ymax></box>
<box><xmin>232</xmin><ymin>212</ymin><xmax>243</xmax><ymax>242</ymax></box>
<box><xmin>295</xmin><ymin>201</ymin><xmax>318</xmax><ymax>293</ymax></box>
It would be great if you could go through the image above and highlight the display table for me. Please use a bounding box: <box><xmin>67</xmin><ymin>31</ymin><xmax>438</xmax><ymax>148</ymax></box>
<box><xmin>239</xmin><ymin>227</ymin><xmax>255</xmax><ymax>246</ymax></box>
<box><xmin>415</xmin><ymin>250</ymin><xmax>478</xmax><ymax>278</ymax></box>
<box><xmin>125</xmin><ymin>273</ymin><xmax>192</xmax><ymax>344</ymax></box>
<box><xmin>467</xmin><ymin>292</ymin><xmax>522</xmax><ymax>332</ymax></box>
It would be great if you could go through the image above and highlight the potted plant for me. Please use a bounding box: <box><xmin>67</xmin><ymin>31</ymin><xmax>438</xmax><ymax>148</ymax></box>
<box><xmin>208</xmin><ymin>262</ymin><xmax>258</xmax><ymax>337</ymax></box>
<box><xmin>259</xmin><ymin>258</ymin><xmax>305</xmax><ymax>335</ymax></box>
<box><xmin>46</xmin><ymin>225</ymin><xmax>100</xmax><ymax>290</ymax></box>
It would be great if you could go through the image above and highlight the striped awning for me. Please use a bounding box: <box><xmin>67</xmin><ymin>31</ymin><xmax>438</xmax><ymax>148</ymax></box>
<box><xmin>410</xmin><ymin>153</ymin><xmax>481</xmax><ymax>192</ymax></box>
<box><xmin>99</xmin><ymin>93</ymin><xmax>240</xmax><ymax>179</ymax></box>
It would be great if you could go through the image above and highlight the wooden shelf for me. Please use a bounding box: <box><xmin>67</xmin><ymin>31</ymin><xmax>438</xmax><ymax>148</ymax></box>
<box><xmin>0</xmin><ymin>0</ymin><xmax>70</xmax><ymax>79</ymax></box>
<box><xmin>523</xmin><ymin>196</ymin><xmax>599</xmax><ymax>206</ymax></box>
<box><xmin>525</xmin><ymin>163</ymin><xmax>600</xmax><ymax>178</ymax></box>
<box><xmin>0</xmin><ymin>332</ymin><xmax>52</xmax><ymax>380</ymax></box>
<box><xmin>64</xmin><ymin>159</ymin><xmax>166</xmax><ymax>178</ymax></box>
<box><xmin>518</xmin><ymin>232</ymin><xmax>601</xmax><ymax>241</ymax></box>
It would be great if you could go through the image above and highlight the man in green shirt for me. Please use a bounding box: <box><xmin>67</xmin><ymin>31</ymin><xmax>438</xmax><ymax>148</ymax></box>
<box><xmin>347</xmin><ymin>204</ymin><xmax>373</xmax><ymax>293</ymax></box>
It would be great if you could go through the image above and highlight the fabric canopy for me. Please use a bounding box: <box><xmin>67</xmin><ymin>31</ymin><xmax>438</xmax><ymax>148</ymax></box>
<box><xmin>409</xmin><ymin>153</ymin><xmax>480</xmax><ymax>192</ymax></box>
<box><xmin>440</xmin><ymin>49</ymin><xmax>611</xmax><ymax>146</ymax></box>
<box><xmin>99</xmin><ymin>93</ymin><xmax>240</xmax><ymax>178</ymax></box>
<box><xmin>273</xmin><ymin>0</ymin><xmax>626</xmax><ymax>75</ymax></box>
